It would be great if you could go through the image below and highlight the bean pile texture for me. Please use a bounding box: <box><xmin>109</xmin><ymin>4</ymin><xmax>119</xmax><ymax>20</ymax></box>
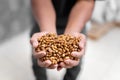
<box><xmin>35</xmin><ymin>33</ymin><xmax>81</xmax><ymax>65</ymax></box>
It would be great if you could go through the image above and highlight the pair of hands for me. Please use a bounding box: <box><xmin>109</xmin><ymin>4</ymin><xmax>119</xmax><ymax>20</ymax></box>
<box><xmin>30</xmin><ymin>32</ymin><xmax>86</xmax><ymax>71</ymax></box>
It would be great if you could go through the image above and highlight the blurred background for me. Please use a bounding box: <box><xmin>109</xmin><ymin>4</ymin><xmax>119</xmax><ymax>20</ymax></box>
<box><xmin>0</xmin><ymin>0</ymin><xmax>120</xmax><ymax>80</ymax></box>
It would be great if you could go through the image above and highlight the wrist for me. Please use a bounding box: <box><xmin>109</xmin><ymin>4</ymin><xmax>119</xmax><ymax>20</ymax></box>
<box><xmin>40</xmin><ymin>30</ymin><xmax>57</xmax><ymax>34</ymax></box>
<box><xmin>64</xmin><ymin>30</ymin><xmax>80</xmax><ymax>35</ymax></box>
<box><xmin>38</xmin><ymin>25</ymin><xmax>57</xmax><ymax>34</ymax></box>
<box><xmin>65</xmin><ymin>21</ymin><xmax>85</xmax><ymax>34</ymax></box>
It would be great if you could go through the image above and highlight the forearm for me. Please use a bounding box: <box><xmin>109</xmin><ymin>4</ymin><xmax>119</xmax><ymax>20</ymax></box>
<box><xmin>31</xmin><ymin>0</ymin><xmax>56</xmax><ymax>33</ymax></box>
<box><xmin>65</xmin><ymin>0</ymin><xmax>95</xmax><ymax>33</ymax></box>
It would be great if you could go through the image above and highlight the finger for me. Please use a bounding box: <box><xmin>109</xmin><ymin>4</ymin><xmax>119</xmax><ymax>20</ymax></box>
<box><xmin>64</xmin><ymin>59</ymin><xmax>80</xmax><ymax>67</ymax></box>
<box><xmin>71</xmin><ymin>50</ymin><xmax>84</xmax><ymax>58</ymax></box>
<box><xmin>59</xmin><ymin>62</ymin><xmax>71</xmax><ymax>68</ymax></box>
<box><xmin>79</xmin><ymin>34</ymin><xmax>86</xmax><ymax>49</ymax></box>
<box><xmin>33</xmin><ymin>50</ymin><xmax>46</xmax><ymax>59</ymax></box>
<box><xmin>48</xmin><ymin>64</ymin><xmax>58</xmax><ymax>69</ymax></box>
<box><xmin>30</xmin><ymin>32</ymin><xmax>49</xmax><ymax>48</ymax></box>
<box><xmin>38</xmin><ymin>60</ymin><xmax>51</xmax><ymax>68</ymax></box>
<box><xmin>30</xmin><ymin>38</ymin><xmax>38</xmax><ymax>48</ymax></box>
<box><xmin>57</xmin><ymin>66</ymin><xmax>63</xmax><ymax>71</ymax></box>
<box><xmin>59</xmin><ymin>62</ymin><xmax>66</xmax><ymax>68</ymax></box>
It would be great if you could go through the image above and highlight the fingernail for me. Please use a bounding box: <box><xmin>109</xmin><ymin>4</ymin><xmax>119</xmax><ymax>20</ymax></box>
<box><xmin>54</xmin><ymin>65</ymin><xmax>58</xmax><ymax>67</ymax></box>
<box><xmin>65</xmin><ymin>60</ymin><xmax>69</xmax><ymax>64</ymax></box>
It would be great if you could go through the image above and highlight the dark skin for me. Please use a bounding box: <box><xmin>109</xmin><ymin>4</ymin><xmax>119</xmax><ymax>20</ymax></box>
<box><xmin>30</xmin><ymin>0</ymin><xmax>95</xmax><ymax>71</ymax></box>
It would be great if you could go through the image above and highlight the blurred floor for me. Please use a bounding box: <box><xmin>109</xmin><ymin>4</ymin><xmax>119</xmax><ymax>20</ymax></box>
<box><xmin>0</xmin><ymin>27</ymin><xmax>120</xmax><ymax>80</ymax></box>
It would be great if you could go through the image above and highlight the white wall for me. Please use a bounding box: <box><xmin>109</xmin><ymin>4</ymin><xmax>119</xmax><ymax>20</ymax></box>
<box><xmin>92</xmin><ymin>0</ymin><xmax>120</xmax><ymax>24</ymax></box>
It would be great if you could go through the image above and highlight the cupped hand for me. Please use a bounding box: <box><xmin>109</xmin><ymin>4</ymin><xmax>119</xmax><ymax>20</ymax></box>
<box><xmin>30</xmin><ymin>32</ymin><xmax>57</xmax><ymax>69</ymax></box>
<box><xmin>57</xmin><ymin>32</ymin><xmax>86</xmax><ymax>71</ymax></box>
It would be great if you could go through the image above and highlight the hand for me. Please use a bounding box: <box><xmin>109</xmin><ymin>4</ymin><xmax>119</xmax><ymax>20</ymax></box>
<box><xmin>30</xmin><ymin>32</ymin><xmax>57</xmax><ymax>69</ymax></box>
<box><xmin>57</xmin><ymin>32</ymin><xmax>86</xmax><ymax>71</ymax></box>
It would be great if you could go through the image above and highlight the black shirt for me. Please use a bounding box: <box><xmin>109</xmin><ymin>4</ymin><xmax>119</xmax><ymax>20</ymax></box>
<box><xmin>52</xmin><ymin>0</ymin><xmax>77</xmax><ymax>28</ymax></box>
<box><xmin>52</xmin><ymin>0</ymin><xmax>77</xmax><ymax>18</ymax></box>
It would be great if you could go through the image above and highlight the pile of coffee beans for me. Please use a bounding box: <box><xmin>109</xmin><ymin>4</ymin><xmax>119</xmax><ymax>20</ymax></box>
<box><xmin>35</xmin><ymin>33</ymin><xmax>81</xmax><ymax>64</ymax></box>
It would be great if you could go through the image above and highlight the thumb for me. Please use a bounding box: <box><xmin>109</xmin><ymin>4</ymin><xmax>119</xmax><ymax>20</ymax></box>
<box><xmin>30</xmin><ymin>39</ymin><xmax>38</xmax><ymax>48</ymax></box>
